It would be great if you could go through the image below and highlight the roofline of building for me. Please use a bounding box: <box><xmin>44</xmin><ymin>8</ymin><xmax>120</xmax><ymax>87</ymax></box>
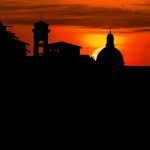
<box><xmin>48</xmin><ymin>41</ymin><xmax>82</xmax><ymax>48</ymax></box>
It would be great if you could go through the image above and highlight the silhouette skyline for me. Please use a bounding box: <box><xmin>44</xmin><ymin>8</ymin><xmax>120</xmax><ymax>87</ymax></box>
<box><xmin>1</xmin><ymin>20</ymin><xmax>150</xmax><ymax>80</ymax></box>
<box><xmin>1</xmin><ymin>0</ymin><xmax>150</xmax><ymax>66</ymax></box>
<box><xmin>1</xmin><ymin>2</ymin><xmax>150</xmax><ymax>138</ymax></box>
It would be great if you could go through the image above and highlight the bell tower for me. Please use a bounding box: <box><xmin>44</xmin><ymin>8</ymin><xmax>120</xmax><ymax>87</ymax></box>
<box><xmin>32</xmin><ymin>21</ymin><xmax>50</xmax><ymax>57</ymax></box>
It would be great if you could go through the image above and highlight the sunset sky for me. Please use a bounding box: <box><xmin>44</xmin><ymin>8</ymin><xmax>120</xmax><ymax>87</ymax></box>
<box><xmin>1</xmin><ymin>0</ymin><xmax>150</xmax><ymax>65</ymax></box>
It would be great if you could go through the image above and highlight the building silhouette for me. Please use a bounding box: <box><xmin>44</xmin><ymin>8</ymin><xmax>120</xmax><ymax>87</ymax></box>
<box><xmin>32</xmin><ymin>21</ymin><xmax>50</xmax><ymax>57</ymax></box>
<box><xmin>0</xmin><ymin>20</ymin><xmax>126</xmax><ymax>69</ymax></box>
<box><xmin>1</xmin><ymin>21</ymin><xmax>150</xmax><ymax>80</ymax></box>
<box><xmin>97</xmin><ymin>30</ymin><xmax>124</xmax><ymax>68</ymax></box>
<box><xmin>32</xmin><ymin>21</ymin><xmax>82</xmax><ymax>62</ymax></box>
<box><xmin>0</xmin><ymin>22</ymin><xmax>29</xmax><ymax>58</ymax></box>
<box><xmin>48</xmin><ymin>41</ymin><xmax>81</xmax><ymax>62</ymax></box>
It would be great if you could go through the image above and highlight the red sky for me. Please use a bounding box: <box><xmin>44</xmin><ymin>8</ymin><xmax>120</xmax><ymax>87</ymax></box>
<box><xmin>1</xmin><ymin>0</ymin><xmax>150</xmax><ymax>66</ymax></box>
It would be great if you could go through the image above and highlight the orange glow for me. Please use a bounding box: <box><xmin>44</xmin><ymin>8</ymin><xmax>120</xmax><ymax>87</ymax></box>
<box><xmin>13</xmin><ymin>25</ymin><xmax>150</xmax><ymax>66</ymax></box>
<box><xmin>1</xmin><ymin>0</ymin><xmax>150</xmax><ymax>66</ymax></box>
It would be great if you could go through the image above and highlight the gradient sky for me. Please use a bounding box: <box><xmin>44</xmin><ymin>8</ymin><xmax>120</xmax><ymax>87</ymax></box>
<box><xmin>1</xmin><ymin>0</ymin><xmax>150</xmax><ymax>65</ymax></box>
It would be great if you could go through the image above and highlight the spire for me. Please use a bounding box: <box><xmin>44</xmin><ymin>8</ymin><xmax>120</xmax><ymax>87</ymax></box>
<box><xmin>110</xmin><ymin>29</ymin><xmax>111</xmax><ymax>34</ymax></box>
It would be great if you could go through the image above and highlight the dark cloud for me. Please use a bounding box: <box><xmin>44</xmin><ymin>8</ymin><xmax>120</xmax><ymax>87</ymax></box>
<box><xmin>134</xmin><ymin>28</ymin><xmax>150</xmax><ymax>32</ymax></box>
<box><xmin>131</xmin><ymin>2</ymin><xmax>150</xmax><ymax>6</ymax></box>
<box><xmin>0</xmin><ymin>4</ymin><xmax>150</xmax><ymax>29</ymax></box>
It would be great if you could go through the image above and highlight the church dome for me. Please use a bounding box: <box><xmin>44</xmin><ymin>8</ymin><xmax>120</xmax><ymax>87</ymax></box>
<box><xmin>96</xmin><ymin>31</ymin><xmax>125</xmax><ymax>67</ymax></box>
<box><xmin>97</xmin><ymin>47</ymin><xmax>124</xmax><ymax>67</ymax></box>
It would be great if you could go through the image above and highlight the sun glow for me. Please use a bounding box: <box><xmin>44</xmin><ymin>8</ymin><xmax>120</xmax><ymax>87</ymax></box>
<box><xmin>83</xmin><ymin>32</ymin><xmax>127</xmax><ymax>59</ymax></box>
<box><xmin>92</xmin><ymin>47</ymin><xmax>103</xmax><ymax>60</ymax></box>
